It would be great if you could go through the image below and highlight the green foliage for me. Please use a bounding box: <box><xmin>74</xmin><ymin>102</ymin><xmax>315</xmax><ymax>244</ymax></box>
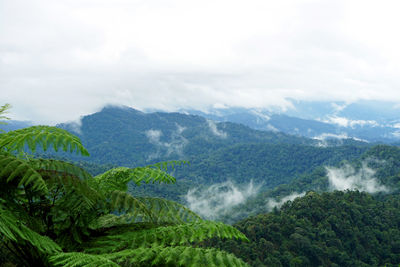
<box><xmin>0</xmin><ymin>125</ymin><xmax>90</xmax><ymax>155</ymax></box>
<box><xmin>212</xmin><ymin>191</ymin><xmax>400</xmax><ymax>266</ymax></box>
<box><xmin>0</xmin><ymin>152</ymin><xmax>48</xmax><ymax>192</ymax></box>
<box><xmin>0</xmin><ymin>103</ymin><xmax>11</xmax><ymax>125</ymax></box>
<box><xmin>0</xmin><ymin>108</ymin><xmax>248</xmax><ymax>267</ymax></box>
<box><xmin>51</xmin><ymin>246</ymin><xmax>248</xmax><ymax>267</ymax></box>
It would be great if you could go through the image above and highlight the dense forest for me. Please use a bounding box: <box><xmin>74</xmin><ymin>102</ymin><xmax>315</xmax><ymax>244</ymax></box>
<box><xmin>212</xmin><ymin>191</ymin><xmax>400</xmax><ymax>267</ymax></box>
<box><xmin>2</xmin><ymin>105</ymin><xmax>400</xmax><ymax>266</ymax></box>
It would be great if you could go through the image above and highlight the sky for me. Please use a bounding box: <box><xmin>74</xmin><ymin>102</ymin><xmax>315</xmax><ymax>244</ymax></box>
<box><xmin>2</xmin><ymin>0</ymin><xmax>400</xmax><ymax>124</ymax></box>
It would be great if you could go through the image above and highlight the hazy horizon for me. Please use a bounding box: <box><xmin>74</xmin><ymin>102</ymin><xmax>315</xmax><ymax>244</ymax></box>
<box><xmin>2</xmin><ymin>0</ymin><xmax>400</xmax><ymax>124</ymax></box>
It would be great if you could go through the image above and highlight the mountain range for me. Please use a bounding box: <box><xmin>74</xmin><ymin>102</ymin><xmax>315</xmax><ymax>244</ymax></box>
<box><xmin>179</xmin><ymin>100</ymin><xmax>400</xmax><ymax>143</ymax></box>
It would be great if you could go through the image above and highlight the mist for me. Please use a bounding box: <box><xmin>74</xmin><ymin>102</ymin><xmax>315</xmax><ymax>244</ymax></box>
<box><xmin>326</xmin><ymin>162</ymin><xmax>388</xmax><ymax>193</ymax></box>
<box><xmin>145</xmin><ymin>124</ymin><xmax>188</xmax><ymax>159</ymax></box>
<box><xmin>266</xmin><ymin>192</ymin><xmax>306</xmax><ymax>211</ymax></box>
<box><xmin>185</xmin><ymin>180</ymin><xmax>259</xmax><ymax>220</ymax></box>
<box><xmin>207</xmin><ymin>120</ymin><xmax>227</xmax><ymax>138</ymax></box>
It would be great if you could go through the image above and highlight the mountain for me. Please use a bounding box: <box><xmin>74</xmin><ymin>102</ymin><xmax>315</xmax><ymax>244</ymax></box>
<box><xmin>179</xmin><ymin>100</ymin><xmax>400</xmax><ymax>143</ymax></box>
<box><xmin>50</xmin><ymin>105</ymin><xmax>372</xmax><ymax>210</ymax></box>
<box><xmin>57</xmin><ymin>105</ymin><xmax>319</xmax><ymax>166</ymax></box>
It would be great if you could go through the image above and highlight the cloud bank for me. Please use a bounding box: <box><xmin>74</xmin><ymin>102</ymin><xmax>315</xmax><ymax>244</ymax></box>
<box><xmin>4</xmin><ymin>1</ymin><xmax>400</xmax><ymax>123</ymax></box>
<box><xmin>185</xmin><ymin>180</ymin><xmax>259</xmax><ymax>220</ymax></box>
<box><xmin>145</xmin><ymin>124</ymin><xmax>188</xmax><ymax>159</ymax></box>
<box><xmin>313</xmin><ymin>133</ymin><xmax>368</xmax><ymax>147</ymax></box>
<box><xmin>266</xmin><ymin>192</ymin><xmax>306</xmax><ymax>211</ymax></box>
<box><xmin>326</xmin><ymin>162</ymin><xmax>388</xmax><ymax>193</ymax></box>
<box><xmin>207</xmin><ymin>120</ymin><xmax>227</xmax><ymax>138</ymax></box>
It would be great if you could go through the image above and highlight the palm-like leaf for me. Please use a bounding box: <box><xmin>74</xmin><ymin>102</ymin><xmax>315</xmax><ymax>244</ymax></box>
<box><xmin>91</xmin><ymin>166</ymin><xmax>176</xmax><ymax>195</ymax></box>
<box><xmin>0</xmin><ymin>204</ymin><xmax>61</xmax><ymax>254</ymax></box>
<box><xmin>0</xmin><ymin>103</ymin><xmax>11</xmax><ymax>125</ymax></box>
<box><xmin>0</xmin><ymin>125</ymin><xmax>89</xmax><ymax>155</ymax></box>
<box><xmin>51</xmin><ymin>246</ymin><xmax>249</xmax><ymax>267</ymax></box>
<box><xmin>85</xmin><ymin>221</ymin><xmax>248</xmax><ymax>253</ymax></box>
<box><xmin>0</xmin><ymin>152</ymin><xmax>47</xmax><ymax>192</ymax></box>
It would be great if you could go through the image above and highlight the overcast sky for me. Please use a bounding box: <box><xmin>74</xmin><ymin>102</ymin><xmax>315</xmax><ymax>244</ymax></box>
<box><xmin>2</xmin><ymin>0</ymin><xmax>400</xmax><ymax>124</ymax></box>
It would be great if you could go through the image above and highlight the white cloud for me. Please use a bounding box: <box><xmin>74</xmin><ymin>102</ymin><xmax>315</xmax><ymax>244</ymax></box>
<box><xmin>145</xmin><ymin>129</ymin><xmax>162</xmax><ymax>143</ymax></box>
<box><xmin>66</xmin><ymin>118</ymin><xmax>83</xmax><ymax>135</ymax></box>
<box><xmin>322</xmin><ymin>116</ymin><xmax>379</xmax><ymax>128</ymax></box>
<box><xmin>266</xmin><ymin>192</ymin><xmax>306</xmax><ymax>211</ymax></box>
<box><xmin>145</xmin><ymin>124</ymin><xmax>188</xmax><ymax>158</ymax></box>
<box><xmin>326</xmin><ymin>162</ymin><xmax>388</xmax><ymax>193</ymax></box>
<box><xmin>207</xmin><ymin>120</ymin><xmax>227</xmax><ymax>138</ymax></box>
<box><xmin>185</xmin><ymin>180</ymin><xmax>260</xmax><ymax>220</ymax></box>
<box><xmin>266</xmin><ymin>124</ymin><xmax>279</xmax><ymax>132</ymax></box>
<box><xmin>3</xmin><ymin>1</ymin><xmax>400</xmax><ymax>123</ymax></box>
<box><xmin>313</xmin><ymin>133</ymin><xmax>368</xmax><ymax>147</ymax></box>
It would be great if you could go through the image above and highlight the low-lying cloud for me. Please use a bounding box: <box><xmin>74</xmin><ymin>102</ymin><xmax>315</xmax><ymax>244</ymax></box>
<box><xmin>313</xmin><ymin>133</ymin><xmax>368</xmax><ymax>147</ymax></box>
<box><xmin>323</xmin><ymin>116</ymin><xmax>380</xmax><ymax>128</ymax></box>
<box><xmin>185</xmin><ymin>180</ymin><xmax>259</xmax><ymax>220</ymax></box>
<box><xmin>266</xmin><ymin>192</ymin><xmax>306</xmax><ymax>211</ymax></box>
<box><xmin>326</xmin><ymin>162</ymin><xmax>388</xmax><ymax>193</ymax></box>
<box><xmin>207</xmin><ymin>120</ymin><xmax>227</xmax><ymax>138</ymax></box>
<box><xmin>145</xmin><ymin>124</ymin><xmax>188</xmax><ymax>159</ymax></box>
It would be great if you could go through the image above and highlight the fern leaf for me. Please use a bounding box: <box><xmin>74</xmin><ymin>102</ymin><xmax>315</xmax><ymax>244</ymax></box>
<box><xmin>0</xmin><ymin>126</ymin><xmax>89</xmax><ymax>155</ymax></box>
<box><xmin>50</xmin><ymin>252</ymin><xmax>119</xmax><ymax>267</ymax></box>
<box><xmin>108</xmin><ymin>191</ymin><xmax>153</xmax><ymax>222</ymax></box>
<box><xmin>51</xmin><ymin>246</ymin><xmax>249</xmax><ymax>267</ymax></box>
<box><xmin>85</xmin><ymin>221</ymin><xmax>248</xmax><ymax>253</ymax></box>
<box><xmin>31</xmin><ymin>158</ymin><xmax>93</xmax><ymax>181</ymax></box>
<box><xmin>138</xmin><ymin>197</ymin><xmax>201</xmax><ymax>224</ymax></box>
<box><xmin>92</xmin><ymin>166</ymin><xmax>176</xmax><ymax>195</ymax></box>
<box><xmin>0</xmin><ymin>103</ymin><xmax>11</xmax><ymax>125</ymax></box>
<box><xmin>0</xmin><ymin>205</ymin><xmax>61</xmax><ymax>254</ymax></box>
<box><xmin>0</xmin><ymin>153</ymin><xmax>47</xmax><ymax>192</ymax></box>
<box><xmin>111</xmin><ymin>246</ymin><xmax>249</xmax><ymax>267</ymax></box>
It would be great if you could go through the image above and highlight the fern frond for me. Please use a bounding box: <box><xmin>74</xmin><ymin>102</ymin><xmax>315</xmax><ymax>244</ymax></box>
<box><xmin>0</xmin><ymin>103</ymin><xmax>11</xmax><ymax>125</ymax></box>
<box><xmin>85</xmin><ymin>221</ymin><xmax>248</xmax><ymax>253</ymax></box>
<box><xmin>0</xmin><ymin>153</ymin><xmax>47</xmax><ymax>192</ymax></box>
<box><xmin>32</xmin><ymin>158</ymin><xmax>93</xmax><ymax>181</ymax></box>
<box><xmin>88</xmin><ymin>214</ymin><xmax>135</xmax><ymax>230</ymax></box>
<box><xmin>132</xmin><ymin>166</ymin><xmax>176</xmax><ymax>185</ymax></box>
<box><xmin>50</xmin><ymin>252</ymin><xmax>119</xmax><ymax>267</ymax></box>
<box><xmin>92</xmin><ymin>166</ymin><xmax>176</xmax><ymax>195</ymax></box>
<box><xmin>52</xmin><ymin>246</ymin><xmax>249</xmax><ymax>267</ymax></box>
<box><xmin>108</xmin><ymin>191</ymin><xmax>153</xmax><ymax>222</ymax></box>
<box><xmin>138</xmin><ymin>197</ymin><xmax>201</xmax><ymax>224</ymax></box>
<box><xmin>107</xmin><ymin>191</ymin><xmax>200</xmax><ymax>224</ymax></box>
<box><xmin>0</xmin><ymin>126</ymin><xmax>89</xmax><ymax>155</ymax></box>
<box><xmin>0</xmin><ymin>205</ymin><xmax>61</xmax><ymax>254</ymax></box>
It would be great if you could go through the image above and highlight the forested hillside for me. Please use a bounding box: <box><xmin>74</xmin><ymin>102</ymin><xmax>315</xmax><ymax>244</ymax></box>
<box><xmin>212</xmin><ymin>191</ymin><xmax>400</xmax><ymax>266</ymax></box>
<box><xmin>221</xmin><ymin>144</ymin><xmax>400</xmax><ymax>223</ymax></box>
<box><xmin>58</xmin><ymin>105</ymin><xmax>367</xmax><ymax>167</ymax></box>
<box><xmin>54</xmin><ymin>106</ymin><xmax>370</xmax><ymax>190</ymax></box>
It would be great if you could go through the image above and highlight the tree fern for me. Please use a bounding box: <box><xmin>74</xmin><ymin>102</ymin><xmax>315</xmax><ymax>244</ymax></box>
<box><xmin>0</xmin><ymin>204</ymin><xmax>61</xmax><ymax>254</ymax></box>
<box><xmin>84</xmin><ymin>221</ymin><xmax>247</xmax><ymax>253</ymax></box>
<box><xmin>0</xmin><ymin>103</ymin><xmax>11</xmax><ymax>126</ymax></box>
<box><xmin>0</xmin><ymin>105</ymin><xmax>249</xmax><ymax>267</ymax></box>
<box><xmin>0</xmin><ymin>152</ymin><xmax>47</xmax><ymax>192</ymax></box>
<box><xmin>51</xmin><ymin>246</ymin><xmax>248</xmax><ymax>267</ymax></box>
<box><xmin>0</xmin><ymin>125</ymin><xmax>89</xmax><ymax>155</ymax></box>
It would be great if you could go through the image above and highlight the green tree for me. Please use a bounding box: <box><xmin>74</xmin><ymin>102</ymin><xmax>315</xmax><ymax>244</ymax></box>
<box><xmin>0</xmin><ymin>105</ymin><xmax>248</xmax><ymax>266</ymax></box>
